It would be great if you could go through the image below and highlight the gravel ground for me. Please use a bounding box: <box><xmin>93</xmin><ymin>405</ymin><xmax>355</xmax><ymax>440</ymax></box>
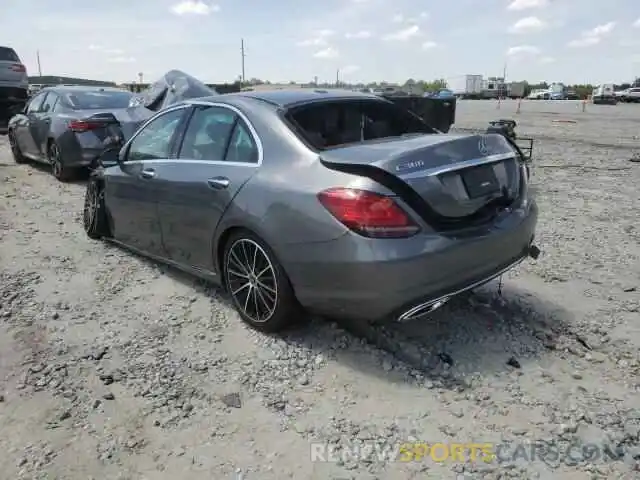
<box><xmin>1</xmin><ymin>100</ymin><xmax>639</xmax><ymax>480</ymax></box>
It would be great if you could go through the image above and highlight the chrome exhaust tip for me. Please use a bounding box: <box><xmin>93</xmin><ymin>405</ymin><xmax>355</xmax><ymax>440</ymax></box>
<box><xmin>397</xmin><ymin>296</ymin><xmax>450</xmax><ymax>323</ymax></box>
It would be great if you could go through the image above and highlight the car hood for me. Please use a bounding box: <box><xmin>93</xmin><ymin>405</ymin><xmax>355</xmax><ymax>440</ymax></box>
<box><xmin>114</xmin><ymin>70</ymin><xmax>219</xmax><ymax>139</ymax></box>
<box><xmin>129</xmin><ymin>69</ymin><xmax>218</xmax><ymax>111</ymax></box>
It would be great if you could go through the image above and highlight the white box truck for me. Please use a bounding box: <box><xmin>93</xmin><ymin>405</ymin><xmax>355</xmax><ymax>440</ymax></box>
<box><xmin>450</xmin><ymin>75</ymin><xmax>484</xmax><ymax>99</ymax></box>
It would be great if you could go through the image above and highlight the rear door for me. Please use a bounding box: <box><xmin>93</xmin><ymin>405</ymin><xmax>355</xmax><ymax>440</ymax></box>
<box><xmin>154</xmin><ymin>103</ymin><xmax>261</xmax><ymax>272</ymax></box>
<box><xmin>104</xmin><ymin>105</ymin><xmax>189</xmax><ymax>255</ymax></box>
<box><xmin>31</xmin><ymin>92</ymin><xmax>59</xmax><ymax>154</ymax></box>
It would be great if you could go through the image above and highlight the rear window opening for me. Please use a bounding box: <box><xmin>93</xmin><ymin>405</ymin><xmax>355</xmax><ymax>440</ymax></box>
<box><xmin>0</xmin><ymin>46</ymin><xmax>20</xmax><ymax>62</ymax></box>
<box><xmin>64</xmin><ymin>90</ymin><xmax>133</xmax><ymax>110</ymax></box>
<box><xmin>284</xmin><ymin>99</ymin><xmax>437</xmax><ymax>151</ymax></box>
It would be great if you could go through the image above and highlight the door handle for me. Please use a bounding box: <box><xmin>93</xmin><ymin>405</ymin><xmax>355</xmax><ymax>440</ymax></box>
<box><xmin>140</xmin><ymin>168</ymin><xmax>155</xmax><ymax>179</ymax></box>
<box><xmin>207</xmin><ymin>177</ymin><xmax>230</xmax><ymax>189</ymax></box>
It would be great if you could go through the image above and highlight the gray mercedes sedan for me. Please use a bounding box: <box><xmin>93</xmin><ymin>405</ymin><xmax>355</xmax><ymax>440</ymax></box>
<box><xmin>82</xmin><ymin>89</ymin><xmax>539</xmax><ymax>332</ymax></box>
<box><xmin>7</xmin><ymin>85</ymin><xmax>133</xmax><ymax>181</ymax></box>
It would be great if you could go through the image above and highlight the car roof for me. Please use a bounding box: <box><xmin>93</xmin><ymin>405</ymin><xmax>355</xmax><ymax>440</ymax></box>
<box><xmin>42</xmin><ymin>86</ymin><xmax>129</xmax><ymax>94</ymax></box>
<box><xmin>215</xmin><ymin>88</ymin><xmax>381</xmax><ymax>108</ymax></box>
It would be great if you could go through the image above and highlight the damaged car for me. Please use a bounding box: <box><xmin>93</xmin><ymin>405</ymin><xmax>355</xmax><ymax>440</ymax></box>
<box><xmin>83</xmin><ymin>78</ymin><xmax>540</xmax><ymax>333</ymax></box>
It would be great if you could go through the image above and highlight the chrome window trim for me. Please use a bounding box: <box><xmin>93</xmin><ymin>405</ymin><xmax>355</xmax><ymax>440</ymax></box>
<box><xmin>182</xmin><ymin>100</ymin><xmax>263</xmax><ymax>166</ymax></box>
<box><xmin>122</xmin><ymin>101</ymin><xmax>263</xmax><ymax>167</ymax></box>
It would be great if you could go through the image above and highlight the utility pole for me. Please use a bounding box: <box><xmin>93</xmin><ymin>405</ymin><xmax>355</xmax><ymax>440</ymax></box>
<box><xmin>501</xmin><ymin>62</ymin><xmax>507</xmax><ymax>99</ymax></box>
<box><xmin>240</xmin><ymin>39</ymin><xmax>246</xmax><ymax>85</ymax></box>
<box><xmin>336</xmin><ymin>69</ymin><xmax>339</xmax><ymax>87</ymax></box>
<box><xmin>314</xmin><ymin>75</ymin><xmax>318</xmax><ymax>86</ymax></box>
<box><xmin>36</xmin><ymin>50</ymin><xmax>42</xmax><ymax>76</ymax></box>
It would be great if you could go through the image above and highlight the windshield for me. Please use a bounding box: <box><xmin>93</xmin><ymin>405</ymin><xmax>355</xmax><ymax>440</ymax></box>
<box><xmin>0</xmin><ymin>47</ymin><xmax>19</xmax><ymax>62</ymax></box>
<box><xmin>64</xmin><ymin>90</ymin><xmax>133</xmax><ymax>110</ymax></box>
<box><xmin>286</xmin><ymin>99</ymin><xmax>436</xmax><ymax>150</ymax></box>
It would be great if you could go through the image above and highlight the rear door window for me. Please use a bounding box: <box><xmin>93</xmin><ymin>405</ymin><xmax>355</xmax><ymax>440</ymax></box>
<box><xmin>0</xmin><ymin>47</ymin><xmax>20</xmax><ymax>62</ymax></box>
<box><xmin>178</xmin><ymin>106</ymin><xmax>237</xmax><ymax>161</ymax></box>
<box><xmin>226</xmin><ymin>122</ymin><xmax>259</xmax><ymax>163</ymax></box>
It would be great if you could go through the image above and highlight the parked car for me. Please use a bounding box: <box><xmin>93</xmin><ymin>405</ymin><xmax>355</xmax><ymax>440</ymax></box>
<box><xmin>82</xmin><ymin>89</ymin><xmax>539</xmax><ymax>332</ymax></box>
<box><xmin>0</xmin><ymin>45</ymin><xmax>29</xmax><ymax>131</ymax></box>
<box><xmin>616</xmin><ymin>87</ymin><xmax>640</xmax><ymax>103</ymax></box>
<box><xmin>7</xmin><ymin>85</ymin><xmax>133</xmax><ymax>180</ymax></box>
<box><xmin>564</xmin><ymin>90</ymin><xmax>580</xmax><ymax>100</ymax></box>
<box><xmin>527</xmin><ymin>89</ymin><xmax>551</xmax><ymax>100</ymax></box>
<box><xmin>592</xmin><ymin>84</ymin><xmax>617</xmax><ymax>105</ymax></box>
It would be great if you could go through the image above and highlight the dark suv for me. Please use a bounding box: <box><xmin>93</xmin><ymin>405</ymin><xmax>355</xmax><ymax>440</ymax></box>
<box><xmin>0</xmin><ymin>46</ymin><xmax>29</xmax><ymax>130</ymax></box>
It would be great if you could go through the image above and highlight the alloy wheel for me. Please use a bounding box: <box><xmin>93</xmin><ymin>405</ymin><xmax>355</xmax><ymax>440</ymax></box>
<box><xmin>225</xmin><ymin>238</ymin><xmax>278</xmax><ymax>323</ymax></box>
<box><xmin>49</xmin><ymin>143</ymin><xmax>62</xmax><ymax>177</ymax></box>
<box><xmin>8</xmin><ymin>132</ymin><xmax>18</xmax><ymax>155</ymax></box>
<box><xmin>83</xmin><ymin>182</ymin><xmax>99</xmax><ymax>231</ymax></box>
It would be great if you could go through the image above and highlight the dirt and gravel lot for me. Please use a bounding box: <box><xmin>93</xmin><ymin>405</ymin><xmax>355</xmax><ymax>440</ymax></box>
<box><xmin>1</xmin><ymin>99</ymin><xmax>639</xmax><ymax>480</ymax></box>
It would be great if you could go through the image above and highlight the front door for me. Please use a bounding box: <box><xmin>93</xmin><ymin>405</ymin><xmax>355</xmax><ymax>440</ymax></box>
<box><xmin>104</xmin><ymin>106</ymin><xmax>189</xmax><ymax>256</ymax></box>
<box><xmin>154</xmin><ymin>104</ymin><xmax>261</xmax><ymax>272</ymax></box>
<box><xmin>15</xmin><ymin>91</ymin><xmax>47</xmax><ymax>158</ymax></box>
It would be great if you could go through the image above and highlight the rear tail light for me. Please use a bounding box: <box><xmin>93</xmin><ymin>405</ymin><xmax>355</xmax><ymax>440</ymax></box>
<box><xmin>68</xmin><ymin>120</ymin><xmax>106</xmax><ymax>133</ymax></box>
<box><xmin>317</xmin><ymin>188</ymin><xmax>419</xmax><ymax>238</ymax></box>
<box><xmin>11</xmin><ymin>64</ymin><xmax>26</xmax><ymax>73</ymax></box>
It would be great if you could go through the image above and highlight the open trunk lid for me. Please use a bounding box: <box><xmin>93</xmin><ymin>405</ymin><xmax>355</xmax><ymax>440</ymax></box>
<box><xmin>319</xmin><ymin>133</ymin><xmax>526</xmax><ymax>229</ymax></box>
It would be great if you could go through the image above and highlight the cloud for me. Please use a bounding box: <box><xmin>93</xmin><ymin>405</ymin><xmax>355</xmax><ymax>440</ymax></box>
<box><xmin>88</xmin><ymin>45</ymin><xmax>125</xmax><ymax>55</ymax></box>
<box><xmin>340</xmin><ymin>65</ymin><xmax>360</xmax><ymax>75</ymax></box>
<box><xmin>108</xmin><ymin>56</ymin><xmax>136</xmax><ymax>63</ymax></box>
<box><xmin>634</xmin><ymin>18</ymin><xmax>640</xmax><ymax>28</ymax></box>
<box><xmin>313</xmin><ymin>47</ymin><xmax>339</xmax><ymax>59</ymax></box>
<box><xmin>392</xmin><ymin>11</ymin><xmax>429</xmax><ymax>24</ymax></box>
<box><xmin>315</xmin><ymin>29</ymin><xmax>335</xmax><ymax>37</ymax></box>
<box><xmin>539</xmin><ymin>56</ymin><xmax>555</xmax><ymax>64</ymax></box>
<box><xmin>507</xmin><ymin>0</ymin><xmax>548</xmax><ymax>10</ymax></box>
<box><xmin>586</xmin><ymin>22</ymin><xmax>615</xmax><ymax>36</ymax></box>
<box><xmin>506</xmin><ymin>45</ymin><xmax>540</xmax><ymax>56</ymax></box>
<box><xmin>345</xmin><ymin>30</ymin><xmax>372</xmax><ymax>39</ymax></box>
<box><xmin>568</xmin><ymin>36</ymin><xmax>600</xmax><ymax>47</ymax></box>
<box><xmin>422</xmin><ymin>41</ymin><xmax>437</xmax><ymax>50</ymax></box>
<box><xmin>508</xmin><ymin>16</ymin><xmax>547</xmax><ymax>33</ymax></box>
<box><xmin>568</xmin><ymin>22</ymin><xmax>615</xmax><ymax>47</ymax></box>
<box><xmin>382</xmin><ymin>25</ymin><xmax>420</xmax><ymax>41</ymax></box>
<box><xmin>296</xmin><ymin>37</ymin><xmax>328</xmax><ymax>47</ymax></box>
<box><xmin>297</xmin><ymin>29</ymin><xmax>335</xmax><ymax>47</ymax></box>
<box><xmin>170</xmin><ymin>1</ymin><xmax>219</xmax><ymax>15</ymax></box>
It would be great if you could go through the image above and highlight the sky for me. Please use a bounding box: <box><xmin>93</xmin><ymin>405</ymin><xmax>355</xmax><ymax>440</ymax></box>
<box><xmin>1</xmin><ymin>0</ymin><xmax>640</xmax><ymax>85</ymax></box>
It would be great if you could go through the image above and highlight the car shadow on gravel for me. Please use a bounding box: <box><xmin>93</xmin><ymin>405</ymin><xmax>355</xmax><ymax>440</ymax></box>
<box><xmin>330</xmin><ymin>281</ymin><xmax>575</xmax><ymax>383</ymax></box>
<box><xmin>108</xmin><ymin>245</ymin><xmax>574</xmax><ymax>387</ymax></box>
<box><xmin>21</xmin><ymin>161</ymin><xmax>90</xmax><ymax>185</ymax></box>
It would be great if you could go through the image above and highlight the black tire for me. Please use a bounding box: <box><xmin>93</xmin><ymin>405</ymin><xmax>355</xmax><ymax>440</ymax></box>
<box><xmin>8</xmin><ymin>130</ymin><xmax>28</xmax><ymax>164</ymax></box>
<box><xmin>222</xmin><ymin>230</ymin><xmax>300</xmax><ymax>333</ymax></box>
<box><xmin>48</xmin><ymin>141</ymin><xmax>75</xmax><ymax>182</ymax></box>
<box><xmin>83</xmin><ymin>179</ymin><xmax>110</xmax><ymax>239</ymax></box>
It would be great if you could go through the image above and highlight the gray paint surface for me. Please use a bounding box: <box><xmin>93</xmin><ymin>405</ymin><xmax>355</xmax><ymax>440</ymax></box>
<box><xmin>97</xmin><ymin>90</ymin><xmax>538</xmax><ymax>322</ymax></box>
<box><xmin>8</xmin><ymin>86</ymin><xmax>134</xmax><ymax>167</ymax></box>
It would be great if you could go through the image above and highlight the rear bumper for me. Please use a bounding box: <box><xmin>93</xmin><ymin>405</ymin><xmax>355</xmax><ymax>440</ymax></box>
<box><xmin>0</xmin><ymin>86</ymin><xmax>28</xmax><ymax>104</ymax></box>
<box><xmin>281</xmin><ymin>201</ymin><xmax>538</xmax><ymax>322</ymax></box>
<box><xmin>57</xmin><ymin>135</ymin><xmax>102</xmax><ymax>168</ymax></box>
